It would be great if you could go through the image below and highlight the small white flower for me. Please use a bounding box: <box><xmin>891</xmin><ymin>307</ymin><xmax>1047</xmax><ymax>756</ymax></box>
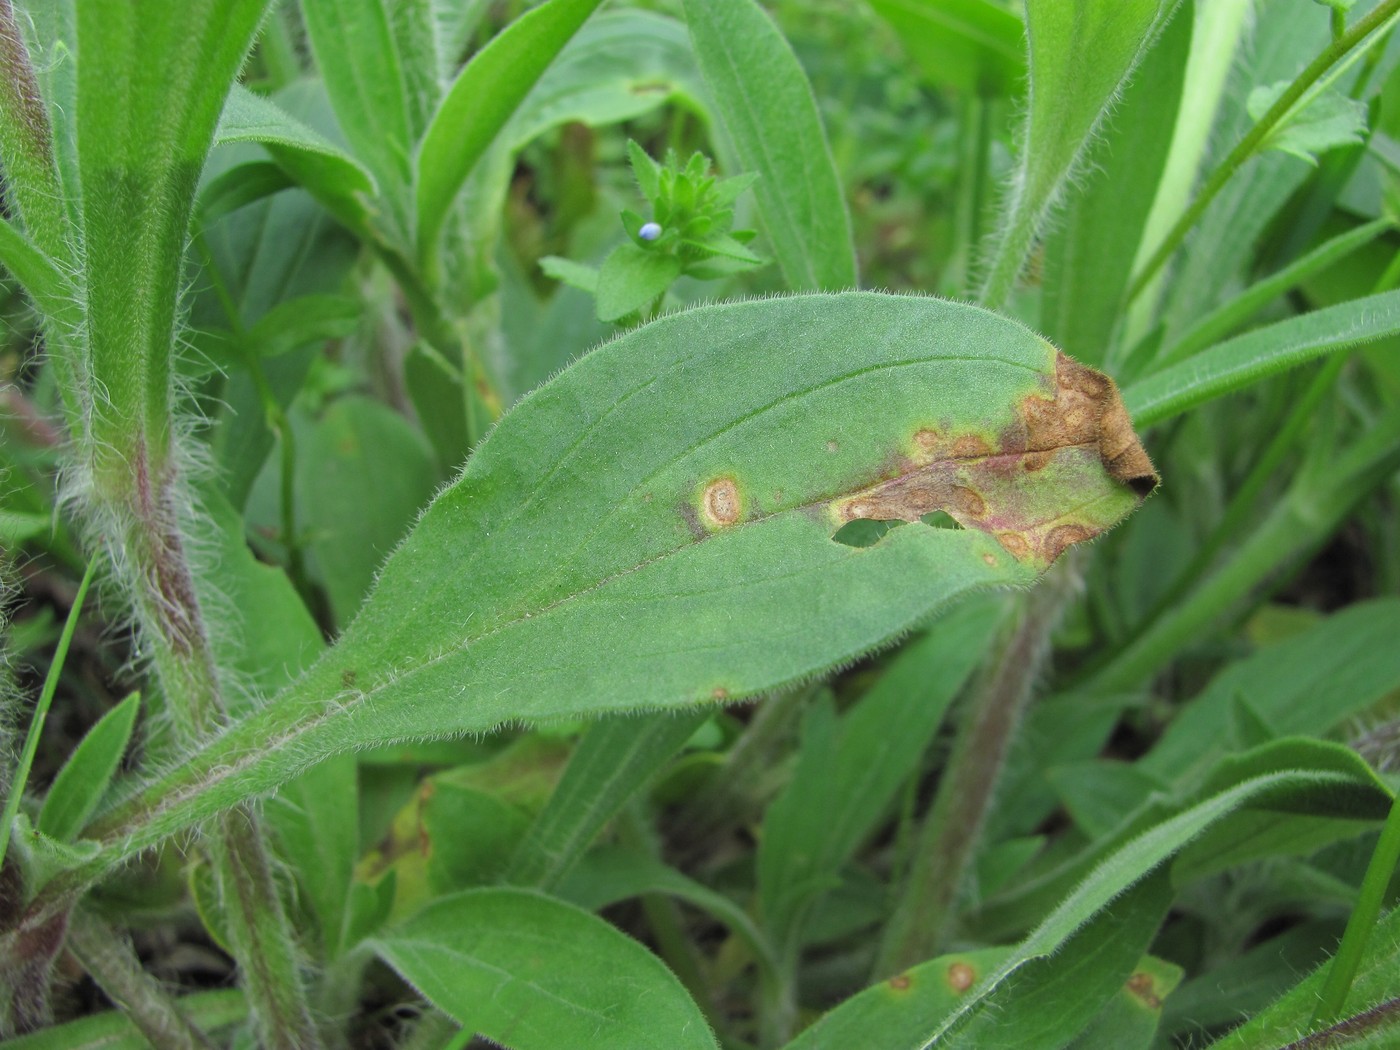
<box><xmin>639</xmin><ymin>222</ymin><xmax>663</xmax><ymax>242</ymax></box>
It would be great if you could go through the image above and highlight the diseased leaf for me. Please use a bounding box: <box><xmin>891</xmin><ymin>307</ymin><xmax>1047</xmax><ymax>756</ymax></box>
<box><xmin>91</xmin><ymin>293</ymin><xmax>1155</xmax><ymax>858</ymax></box>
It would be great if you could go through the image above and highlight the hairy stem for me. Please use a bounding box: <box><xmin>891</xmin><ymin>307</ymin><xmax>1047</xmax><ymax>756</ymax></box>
<box><xmin>875</xmin><ymin>565</ymin><xmax>1073</xmax><ymax>976</ymax></box>
<box><xmin>66</xmin><ymin>910</ymin><xmax>217</xmax><ymax>1050</ymax></box>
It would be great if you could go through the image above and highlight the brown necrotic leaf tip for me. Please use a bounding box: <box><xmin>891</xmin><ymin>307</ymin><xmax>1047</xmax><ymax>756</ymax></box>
<box><xmin>835</xmin><ymin>351</ymin><xmax>1157</xmax><ymax>566</ymax></box>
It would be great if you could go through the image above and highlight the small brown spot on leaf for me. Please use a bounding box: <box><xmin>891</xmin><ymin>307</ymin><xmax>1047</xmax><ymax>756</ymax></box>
<box><xmin>341</xmin><ymin>669</ymin><xmax>358</xmax><ymax>688</ymax></box>
<box><xmin>1045</xmin><ymin>523</ymin><xmax>1092</xmax><ymax>560</ymax></box>
<box><xmin>953</xmin><ymin>434</ymin><xmax>994</xmax><ymax>459</ymax></box>
<box><xmin>888</xmin><ymin>974</ymin><xmax>912</xmax><ymax>991</ymax></box>
<box><xmin>826</xmin><ymin>440</ymin><xmax>839</xmax><ymax>453</ymax></box>
<box><xmin>1126</xmin><ymin>972</ymin><xmax>1162</xmax><ymax>1009</ymax></box>
<box><xmin>946</xmin><ymin>962</ymin><xmax>976</xmax><ymax>993</ymax></box>
<box><xmin>997</xmin><ymin>532</ymin><xmax>1030</xmax><ymax>559</ymax></box>
<box><xmin>711</xmin><ymin>687</ymin><xmax>729</xmax><ymax>701</ymax></box>
<box><xmin>702</xmin><ymin>477</ymin><xmax>742</xmax><ymax>527</ymax></box>
<box><xmin>915</xmin><ymin>428</ymin><xmax>943</xmax><ymax>453</ymax></box>
<box><xmin>981</xmin><ymin>552</ymin><xmax>997</xmax><ymax>567</ymax></box>
<box><xmin>951</xmin><ymin>486</ymin><xmax>986</xmax><ymax>518</ymax></box>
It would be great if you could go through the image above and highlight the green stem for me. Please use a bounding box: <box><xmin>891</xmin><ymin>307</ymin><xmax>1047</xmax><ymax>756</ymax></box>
<box><xmin>0</xmin><ymin>556</ymin><xmax>95</xmax><ymax>866</ymax></box>
<box><xmin>1312</xmin><ymin>792</ymin><xmax>1400</xmax><ymax>1027</ymax></box>
<box><xmin>1127</xmin><ymin>0</ymin><xmax>1400</xmax><ymax>302</ymax></box>
<box><xmin>875</xmin><ymin>569</ymin><xmax>1069</xmax><ymax>976</ymax></box>
<box><xmin>66</xmin><ymin>910</ymin><xmax>218</xmax><ymax>1050</ymax></box>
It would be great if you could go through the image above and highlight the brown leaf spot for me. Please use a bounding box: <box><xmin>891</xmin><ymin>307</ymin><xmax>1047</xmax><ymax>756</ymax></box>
<box><xmin>830</xmin><ymin>350</ymin><xmax>1156</xmax><ymax>565</ymax></box>
<box><xmin>711</xmin><ymin>687</ymin><xmax>729</xmax><ymax>701</ymax></box>
<box><xmin>888</xmin><ymin>973</ymin><xmax>912</xmax><ymax>991</ymax></box>
<box><xmin>702</xmin><ymin>477</ymin><xmax>742</xmax><ymax>527</ymax></box>
<box><xmin>996</xmin><ymin>532</ymin><xmax>1030</xmax><ymax>559</ymax></box>
<box><xmin>826</xmin><ymin>440</ymin><xmax>839</xmax><ymax>453</ymax></box>
<box><xmin>1126</xmin><ymin>972</ymin><xmax>1162</xmax><ymax>1009</ymax></box>
<box><xmin>946</xmin><ymin>962</ymin><xmax>976</xmax><ymax>993</ymax></box>
<box><xmin>981</xmin><ymin>552</ymin><xmax>997</xmax><ymax>567</ymax></box>
<box><xmin>951</xmin><ymin>486</ymin><xmax>986</xmax><ymax>518</ymax></box>
<box><xmin>1045</xmin><ymin>523</ymin><xmax>1092</xmax><ymax>561</ymax></box>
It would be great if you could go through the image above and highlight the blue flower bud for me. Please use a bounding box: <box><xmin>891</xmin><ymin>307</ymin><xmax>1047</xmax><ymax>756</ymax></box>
<box><xmin>639</xmin><ymin>221</ymin><xmax>663</xmax><ymax>242</ymax></box>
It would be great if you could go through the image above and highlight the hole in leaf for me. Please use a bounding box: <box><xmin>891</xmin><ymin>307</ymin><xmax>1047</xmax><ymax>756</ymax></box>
<box><xmin>920</xmin><ymin>510</ymin><xmax>963</xmax><ymax>530</ymax></box>
<box><xmin>832</xmin><ymin>518</ymin><xmax>905</xmax><ymax>548</ymax></box>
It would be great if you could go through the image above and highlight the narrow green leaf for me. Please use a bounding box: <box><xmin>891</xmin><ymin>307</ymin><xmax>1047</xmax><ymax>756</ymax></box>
<box><xmin>0</xmin><ymin>989</ymin><xmax>248</xmax><ymax>1050</ymax></box>
<box><xmin>416</xmin><ymin>0</ymin><xmax>605</xmax><ymax>270</ymax></box>
<box><xmin>1249</xmin><ymin>81</ymin><xmax>1369</xmax><ymax>165</ymax></box>
<box><xmin>1159</xmin><ymin>217</ymin><xmax>1394</xmax><ymax>364</ymax></box>
<box><xmin>36</xmin><ymin>692</ymin><xmax>139</xmax><ymax>843</ymax></box>
<box><xmin>404</xmin><ymin>341</ymin><xmax>470</xmax><ymax>472</ymax></box>
<box><xmin>375</xmin><ymin>888</ymin><xmax>718</xmax><ymax>1050</ymax></box>
<box><xmin>1066</xmin><ymin>955</ymin><xmax>1182</xmax><ymax>1050</ymax></box>
<box><xmin>782</xmin><ymin>948</ymin><xmax>1011</xmax><ymax>1050</ymax></box>
<box><xmin>508</xmin><ymin>711</ymin><xmax>709</xmax><ymax>890</ymax></box>
<box><xmin>915</xmin><ymin>748</ymin><xmax>1391</xmax><ymax>1047</ymax></box>
<box><xmin>758</xmin><ymin>598</ymin><xmax>1002</xmax><ymax>952</ymax></box>
<box><xmin>868</xmin><ymin>0</ymin><xmax>1025</xmax><ymax>97</ymax></box>
<box><xmin>301</xmin><ymin>0</ymin><xmax>416</xmax><ymax>237</ymax></box>
<box><xmin>979</xmin><ymin>0</ymin><xmax>1180</xmax><ymax>308</ymax></box>
<box><xmin>945</xmin><ymin>871</ymin><xmax>1173</xmax><ymax>1049</ymax></box>
<box><xmin>76</xmin><ymin>0</ymin><xmax>271</xmax><ymax>477</ymax></box>
<box><xmin>1208</xmin><ymin>906</ymin><xmax>1400</xmax><ymax>1049</ymax></box>
<box><xmin>1140</xmin><ymin>599</ymin><xmax>1400</xmax><ymax>786</ymax></box>
<box><xmin>682</xmin><ymin>0</ymin><xmax>857</xmax><ymax>291</ymax></box>
<box><xmin>1039</xmin><ymin>4</ymin><xmax>1190</xmax><ymax>364</ymax></box>
<box><xmin>89</xmin><ymin>294</ymin><xmax>1155</xmax><ymax>865</ymax></box>
<box><xmin>1123</xmin><ymin>289</ymin><xmax>1400</xmax><ymax>426</ymax></box>
<box><xmin>0</xmin><ymin>213</ymin><xmax>72</xmax><ymax>320</ymax></box>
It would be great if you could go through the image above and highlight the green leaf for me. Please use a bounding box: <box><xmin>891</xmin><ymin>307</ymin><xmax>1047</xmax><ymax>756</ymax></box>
<box><xmin>91</xmin><ymin>294</ymin><xmax>1155</xmax><ymax>860</ymax></box>
<box><xmin>1140</xmin><ymin>599</ymin><xmax>1400</xmax><ymax>787</ymax></box>
<box><xmin>240</xmin><ymin>294</ymin><xmax>361</xmax><ymax>360</ymax></box>
<box><xmin>0</xmin><ymin>989</ymin><xmax>248</xmax><ymax>1050</ymax></box>
<box><xmin>1158</xmin><ymin>217</ymin><xmax>1394</xmax><ymax>364</ymax></box>
<box><xmin>1039</xmin><ymin>3</ymin><xmax>1190</xmax><ymax>365</ymax></box>
<box><xmin>1249</xmin><ymin>81</ymin><xmax>1369</xmax><ymax>165</ymax></box>
<box><xmin>297</xmin><ymin>396</ymin><xmax>440</xmax><ymax>627</ymax></box>
<box><xmin>374</xmin><ymin>888</ymin><xmax>718</xmax><ymax>1050</ymax></box>
<box><xmin>979</xmin><ymin>0</ymin><xmax>1180</xmax><ymax>308</ymax></box>
<box><xmin>539</xmin><ymin>254</ymin><xmax>600</xmax><ymax>294</ymax></box>
<box><xmin>75</xmin><ymin>0</ymin><xmax>271</xmax><ymax>472</ymax></box>
<box><xmin>945</xmin><ymin>871</ymin><xmax>1174</xmax><ymax>1049</ymax></box>
<box><xmin>1123</xmin><ymin>289</ymin><xmax>1400</xmax><ymax>426</ymax></box>
<box><xmin>1207</xmin><ymin>906</ymin><xmax>1400</xmax><ymax>1049</ymax></box>
<box><xmin>682</xmin><ymin>0</ymin><xmax>857</xmax><ymax>291</ymax></box>
<box><xmin>868</xmin><ymin>0</ymin><xmax>1025</xmax><ymax>97</ymax></box>
<box><xmin>215</xmin><ymin>83</ymin><xmax>376</xmax><ymax>202</ymax></box>
<box><xmin>595</xmin><ymin>241</ymin><xmax>682</xmax><ymax>321</ymax></box>
<box><xmin>416</xmin><ymin>0</ymin><xmax>605</xmax><ymax>270</ymax></box>
<box><xmin>36</xmin><ymin>693</ymin><xmax>139</xmax><ymax>843</ymax></box>
<box><xmin>556</xmin><ymin>845</ymin><xmax>780</xmax><ymax>985</ymax></box>
<box><xmin>404</xmin><ymin>341</ymin><xmax>469</xmax><ymax>472</ymax></box>
<box><xmin>508</xmin><ymin>711</ymin><xmax>710</xmax><ymax>890</ymax></box>
<box><xmin>0</xmin><ymin>214</ymin><xmax>73</xmax><ymax>321</ymax></box>
<box><xmin>1067</xmin><ymin>955</ymin><xmax>1182</xmax><ymax>1050</ymax></box>
<box><xmin>915</xmin><ymin>743</ymin><xmax>1392</xmax><ymax>1046</ymax></box>
<box><xmin>758</xmin><ymin>598</ymin><xmax>1002</xmax><ymax>952</ymax></box>
<box><xmin>301</xmin><ymin>0</ymin><xmax>417</xmax><ymax>239</ymax></box>
<box><xmin>782</xmin><ymin>948</ymin><xmax>1011</xmax><ymax>1050</ymax></box>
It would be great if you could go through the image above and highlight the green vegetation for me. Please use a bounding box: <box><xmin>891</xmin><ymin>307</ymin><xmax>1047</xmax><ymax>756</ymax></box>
<box><xmin>2</xmin><ymin>0</ymin><xmax>1399</xmax><ymax>1047</ymax></box>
